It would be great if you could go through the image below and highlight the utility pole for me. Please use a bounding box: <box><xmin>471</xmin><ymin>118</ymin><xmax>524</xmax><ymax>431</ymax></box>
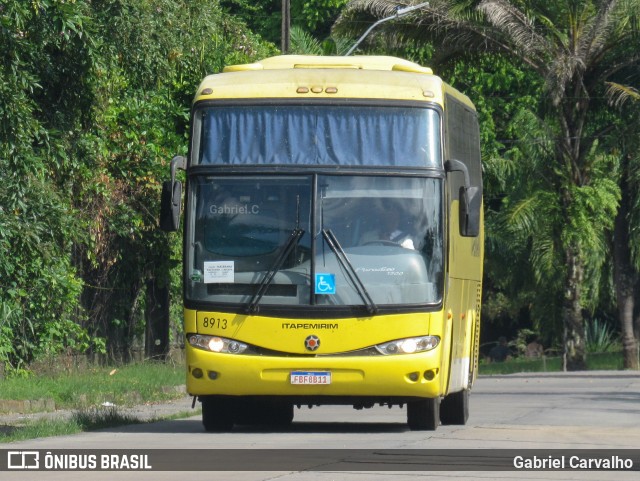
<box><xmin>281</xmin><ymin>0</ymin><xmax>291</xmax><ymax>53</ymax></box>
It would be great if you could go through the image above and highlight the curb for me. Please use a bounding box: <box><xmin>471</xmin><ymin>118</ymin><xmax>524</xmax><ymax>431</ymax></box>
<box><xmin>0</xmin><ymin>398</ymin><xmax>56</xmax><ymax>414</ymax></box>
<box><xmin>0</xmin><ymin>392</ymin><xmax>196</xmax><ymax>431</ymax></box>
<box><xmin>0</xmin><ymin>385</ymin><xmax>187</xmax><ymax>415</ymax></box>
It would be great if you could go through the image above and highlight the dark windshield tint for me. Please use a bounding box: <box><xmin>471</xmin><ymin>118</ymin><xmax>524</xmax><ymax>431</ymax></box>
<box><xmin>316</xmin><ymin>176</ymin><xmax>443</xmax><ymax>306</ymax></box>
<box><xmin>187</xmin><ymin>176</ymin><xmax>313</xmax><ymax>305</ymax></box>
<box><xmin>196</xmin><ymin>105</ymin><xmax>441</xmax><ymax>167</ymax></box>
<box><xmin>185</xmin><ymin>175</ymin><xmax>443</xmax><ymax>309</ymax></box>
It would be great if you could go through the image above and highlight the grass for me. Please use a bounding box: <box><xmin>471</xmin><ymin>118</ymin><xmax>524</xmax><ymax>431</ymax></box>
<box><xmin>0</xmin><ymin>361</ymin><xmax>186</xmax><ymax>409</ymax></box>
<box><xmin>0</xmin><ymin>408</ymin><xmax>202</xmax><ymax>443</ymax></box>
<box><xmin>72</xmin><ymin>407</ymin><xmax>144</xmax><ymax>431</ymax></box>
<box><xmin>0</xmin><ymin>409</ymin><xmax>141</xmax><ymax>443</ymax></box>
<box><xmin>0</xmin><ymin>360</ymin><xmax>192</xmax><ymax>443</ymax></box>
<box><xmin>479</xmin><ymin>351</ymin><xmax>625</xmax><ymax>375</ymax></box>
<box><xmin>0</xmin><ymin>418</ymin><xmax>83</xmax><ymax>443</ymax></box>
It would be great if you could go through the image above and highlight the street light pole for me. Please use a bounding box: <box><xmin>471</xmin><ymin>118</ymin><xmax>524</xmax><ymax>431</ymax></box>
<box><xmin>345</xmin><ymin>2</ymin><xmax>430</xmax><ymax>56</ymax></box>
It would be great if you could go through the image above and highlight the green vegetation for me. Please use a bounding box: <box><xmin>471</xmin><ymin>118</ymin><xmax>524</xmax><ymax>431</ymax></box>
<box><xmin>0</xmin><ymin>361</ymin><xmax>184</xmax><ymax>409</ymax></box>
<box><xmin>72</xmin><ymin>407</ymin><xmax>146</xmax><ymax>431</ymax></box>
<box><xmin>0</xmin><ymin>418</ymin><xmax>83</xmax><ymax>444</ymax></box>
<box><xmin>479</xmin><ymin>351</ymin><xmax>625</xmax><ymax>375</ymax></box>
<box><xmin>0</xmin><ymin>407</ymin><xmax>197</xmax><ymax>443</ymax></box>
<box><xmin>585</xmin><ymin>319</ymin><xmax>620</xmax><ymax>354</ymax></box>
<box><xmin>335</xmin><ymin>0</ymin><xmax>640</xmax><ymax>371</ymax></box>
<box><xmin>0</xmin><ymin>0</ymin><xmax>276</xmax><ymax>375</ymax></box>
<box><xmin>0</xmin><ymin>361</ymin><xmax>190</xmax><ymax>442</ymax></box>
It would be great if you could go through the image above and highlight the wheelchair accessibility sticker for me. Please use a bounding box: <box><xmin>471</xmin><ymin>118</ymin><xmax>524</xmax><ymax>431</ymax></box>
<box><xmin>315</xmin><ymin>273</ymin><xmax>336</xmax><ymax>295</ymax></box>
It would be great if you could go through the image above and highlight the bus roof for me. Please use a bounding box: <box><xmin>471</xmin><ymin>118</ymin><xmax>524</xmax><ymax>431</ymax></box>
<box><xmin>195</xmin><ymin>55</ymin><xmax>474</xmax><ymax>110</ymax></box>
<box><xmin>223</xmin><ymin>55</ymin><xmax>434</xmax><ymax>74</ymax></box>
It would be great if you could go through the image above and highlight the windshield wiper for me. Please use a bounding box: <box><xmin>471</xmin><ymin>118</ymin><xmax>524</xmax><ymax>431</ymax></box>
<box><xmin>246</xmin><ymin>228</ymin><xmax>305</xmax><ymax>314</ymax></box>
<box><xmin>322</xmin><ymin>229</ymin><xmax>377</xmax><ymax>315</ymax></box>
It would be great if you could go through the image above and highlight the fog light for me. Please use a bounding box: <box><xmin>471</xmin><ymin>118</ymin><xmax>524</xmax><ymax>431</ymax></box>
<box><xmin>408</xmin><ymin>372</ymin><xmax>419</xmax><ymax>382</ymax></box>
<box><xmin>423</xmin><ymin>370</ymin><xmax>436</xmax><ymax>381</ymax></box>
<box><xmin>208</xmin><ymin>371</ymin><xmax>218</xmax><ymax>380</ymax></box>
<box><xmin>192</xmin><ymin>368</ymin><xmax>203</xmax><ymax>379</ymax></box>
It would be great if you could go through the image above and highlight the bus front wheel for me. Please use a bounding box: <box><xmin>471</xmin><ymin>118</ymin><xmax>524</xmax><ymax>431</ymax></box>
<box><xmin>201</xmin><ymin>396</ymin><xmax>235</xmax><ymax>432</ymax></box>
<box><xmin>234</xmin><ymin>398</ymin><xmax>294</xmax><ymax>426</ymax></box>
<box><xmin>407</xmin><ymin>398</ymin><xmax>440</xmax><ymax>431</ymax></box>
<box><xmin>440</xmin><ymin>389</ymin><xmax>469</xmax><ymax>425</ymax></box>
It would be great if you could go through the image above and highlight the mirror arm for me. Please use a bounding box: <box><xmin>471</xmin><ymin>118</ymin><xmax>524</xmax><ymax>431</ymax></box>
<box><xmin>444</xmin><ymin>159</ymin><xmax>471</xmax><ymax>190</ymax></box>
<box><xmin>170</xmin><ymin>155</ymin><xmax>186</xmax><ymax>185</ymax></box>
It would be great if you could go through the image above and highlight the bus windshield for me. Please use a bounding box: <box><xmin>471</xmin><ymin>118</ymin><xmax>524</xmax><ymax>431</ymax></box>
<box><xmin>194</xmin><ymin>105</ymin><xmax>441</xmax><ymax>168</ymax></box>
<box><xmin>186</xmin><ymin>175</ymin><xmax>444</xmax><ymax>310</ymax></box>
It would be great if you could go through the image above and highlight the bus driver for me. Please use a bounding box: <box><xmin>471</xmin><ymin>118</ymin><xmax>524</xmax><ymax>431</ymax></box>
<box><xmin>361</xmin><ymin>202</ymin><xmax>415</xmax><ymax>250</ymax></box>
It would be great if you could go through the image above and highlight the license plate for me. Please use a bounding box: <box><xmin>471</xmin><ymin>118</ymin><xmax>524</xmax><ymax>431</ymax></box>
<box><xmin>290</xmin><ymin>371</ymin><xmax>331</xmax><ymax>385</ymax></box>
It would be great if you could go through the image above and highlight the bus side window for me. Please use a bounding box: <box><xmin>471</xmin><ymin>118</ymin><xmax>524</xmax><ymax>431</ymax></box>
<box><xmin>445</xmin><ymin>94</ymin><xmax>482</xmax><ymax>237</ymax></box>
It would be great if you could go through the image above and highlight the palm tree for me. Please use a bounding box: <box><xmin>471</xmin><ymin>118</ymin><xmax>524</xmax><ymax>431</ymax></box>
<box><xmin>335</xmin><ymin>0</ymin><xmax>640</xmax><ymax>370</ymax></box>
<box><xmin>290</xmin><ymin>25</ymin><xmax>352</xmax><ymax>55</ymax></box>
<box><xmin>606</xmin><ymin>82</ymin><xmax>640</xmax><ymax>370</ymax></box>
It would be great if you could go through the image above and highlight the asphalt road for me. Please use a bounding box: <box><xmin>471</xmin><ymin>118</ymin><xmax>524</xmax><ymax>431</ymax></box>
<box><xmin>1</xmin><ymin>371</ymin><xmax>639</xmax><ymax>480</ymax></box>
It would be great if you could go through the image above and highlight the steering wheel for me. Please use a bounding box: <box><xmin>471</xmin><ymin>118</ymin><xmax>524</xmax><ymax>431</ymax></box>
<box><xmin>362</xmin><ymin>240</ymin><xmax>400</xmax><ymax>246</ymax></box>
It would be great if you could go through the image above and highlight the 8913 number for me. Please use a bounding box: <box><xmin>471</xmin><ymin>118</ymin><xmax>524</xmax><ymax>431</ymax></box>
<box><xmin>202</xmin><ymin>317</ymin><xmax>227</xmax><ymax>329</ymax></box>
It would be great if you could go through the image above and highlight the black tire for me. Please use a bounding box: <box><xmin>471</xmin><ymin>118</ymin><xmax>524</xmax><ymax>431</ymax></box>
<box><xmin>407</xmin><ymin>398</ymin><xmax>440</xmax><ymax>431</ymax></box>
<box><xmin>440</xmin><ymin>389</ymin><xmax>469</xmax><ymax>425</ymax></box>
<box><xmin>201</xmin><ymin>396</ymin><xmax>235</xmax><ymax>432</ymax></box>
<box><xmin>267</xmin><ymin>401</ymin><xmax>294</xmax><ymax>426</ymax></box>
<box><xmin>234</xmin><ymin>398</ymin><xmax>294</xmax><ymax>427</ymax></box>
<box><xmin>233</xmin><ymin>398</ymin><xmax>263</xmax><ymax>425</ymax></box>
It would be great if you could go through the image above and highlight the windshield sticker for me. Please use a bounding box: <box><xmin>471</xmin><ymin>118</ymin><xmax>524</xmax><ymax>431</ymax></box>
<box><xmin>203</xmin><ymin>261</ymin><xmax>235</xmax><ymax>284</ymax></box>
<box><xmin>315</xmin><ymin>273</ymin><xmax>336</xmax><ymax>295</ymax></box>
<box><xmin>356</xmin><ymin>266</ymin><xmax>404</xmax><ymax>276</ymax></box>
<box><xmin>209</xmin><ymin>204</ymin><xmax>259</xmax><ymax>215</ymax></box>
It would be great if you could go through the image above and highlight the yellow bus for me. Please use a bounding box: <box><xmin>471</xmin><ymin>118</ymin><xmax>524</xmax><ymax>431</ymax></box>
<box><xmin>160</xmin><ymin>55</ymin><xmax>483</xmax><ymax>431</ymax></box>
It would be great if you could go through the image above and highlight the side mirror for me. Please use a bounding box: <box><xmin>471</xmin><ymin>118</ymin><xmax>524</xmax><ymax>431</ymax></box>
<box><xmin>445</xmin><ymin>159</ymin><xmax>481</xmax><ymax>237</ymax></box>
<box><xmin>459</xmin><ymin>185</ymin><xmax>481</xmax><ymax>237</ymax></box>
<box><xmin>159</xmin><ymin>155</ymin><xmax>186</xmax><ymax>232</ymax></box>
<box><xmin>160</xmin><ymin>179</ymin><xmax>182</xmax><ymax>232</ymax></box>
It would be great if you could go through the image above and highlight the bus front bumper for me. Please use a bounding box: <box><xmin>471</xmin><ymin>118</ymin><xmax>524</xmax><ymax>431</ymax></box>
<box><xmin>185</xmin><ymin>344</ymin><xmax>443</xmax><ymax>400</ymax></box>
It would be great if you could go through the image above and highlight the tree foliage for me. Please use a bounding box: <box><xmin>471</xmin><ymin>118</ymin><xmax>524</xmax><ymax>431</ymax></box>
<box><xmin>222</xmin><ymin>0</ymin><xmax>350</xmax><ymax>51</ymax></box>
<box><xmin>335</xmin><ymin>0</ymin><xmax>640</xmax><ymax>369</ymax></box>
<box><xmin>0</xmin><ymin>0</ymin><xmax>276</xmax><ymax>373</ymax></box>
<box><xmin>1</xmin><ymin>0</ymin><xmax>96</xmax><ymax>372</ymax></box>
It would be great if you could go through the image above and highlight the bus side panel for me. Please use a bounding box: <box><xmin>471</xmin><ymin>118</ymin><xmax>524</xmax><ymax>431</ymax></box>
<box><xmin>443</xmin><ymin>274</ymin><xmax>461</xmax><ymax>394</ymax></box>
<box><xmin>444</xmin><ymin>276</ymin><xmax>473</xmax><ymax>394</ymax></box>
<box><xmin>467</xmin><ymin>207</ymin><xmax>484</xmax><ymax>386</ymax></box>
<box><xmin>445</xmin><ymin>199</ymin><xmax>483</xmax><ymax>395</ymax></box>
<box><xmin>469</xmin><ymin>281</ymin><xmax>482</xmax><ymax>385</ymax></box>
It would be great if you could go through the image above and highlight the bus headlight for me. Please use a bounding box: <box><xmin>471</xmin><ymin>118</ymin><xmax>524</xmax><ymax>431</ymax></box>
<box><xmin>375</xmin><ymin>336</ymin><xmax>440</xmax><ymax>355</ymax></box>
<box><xmin>188</xmin><ymin>334</ymin><xmax>249</xmax><ymax>354</ymax></box>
